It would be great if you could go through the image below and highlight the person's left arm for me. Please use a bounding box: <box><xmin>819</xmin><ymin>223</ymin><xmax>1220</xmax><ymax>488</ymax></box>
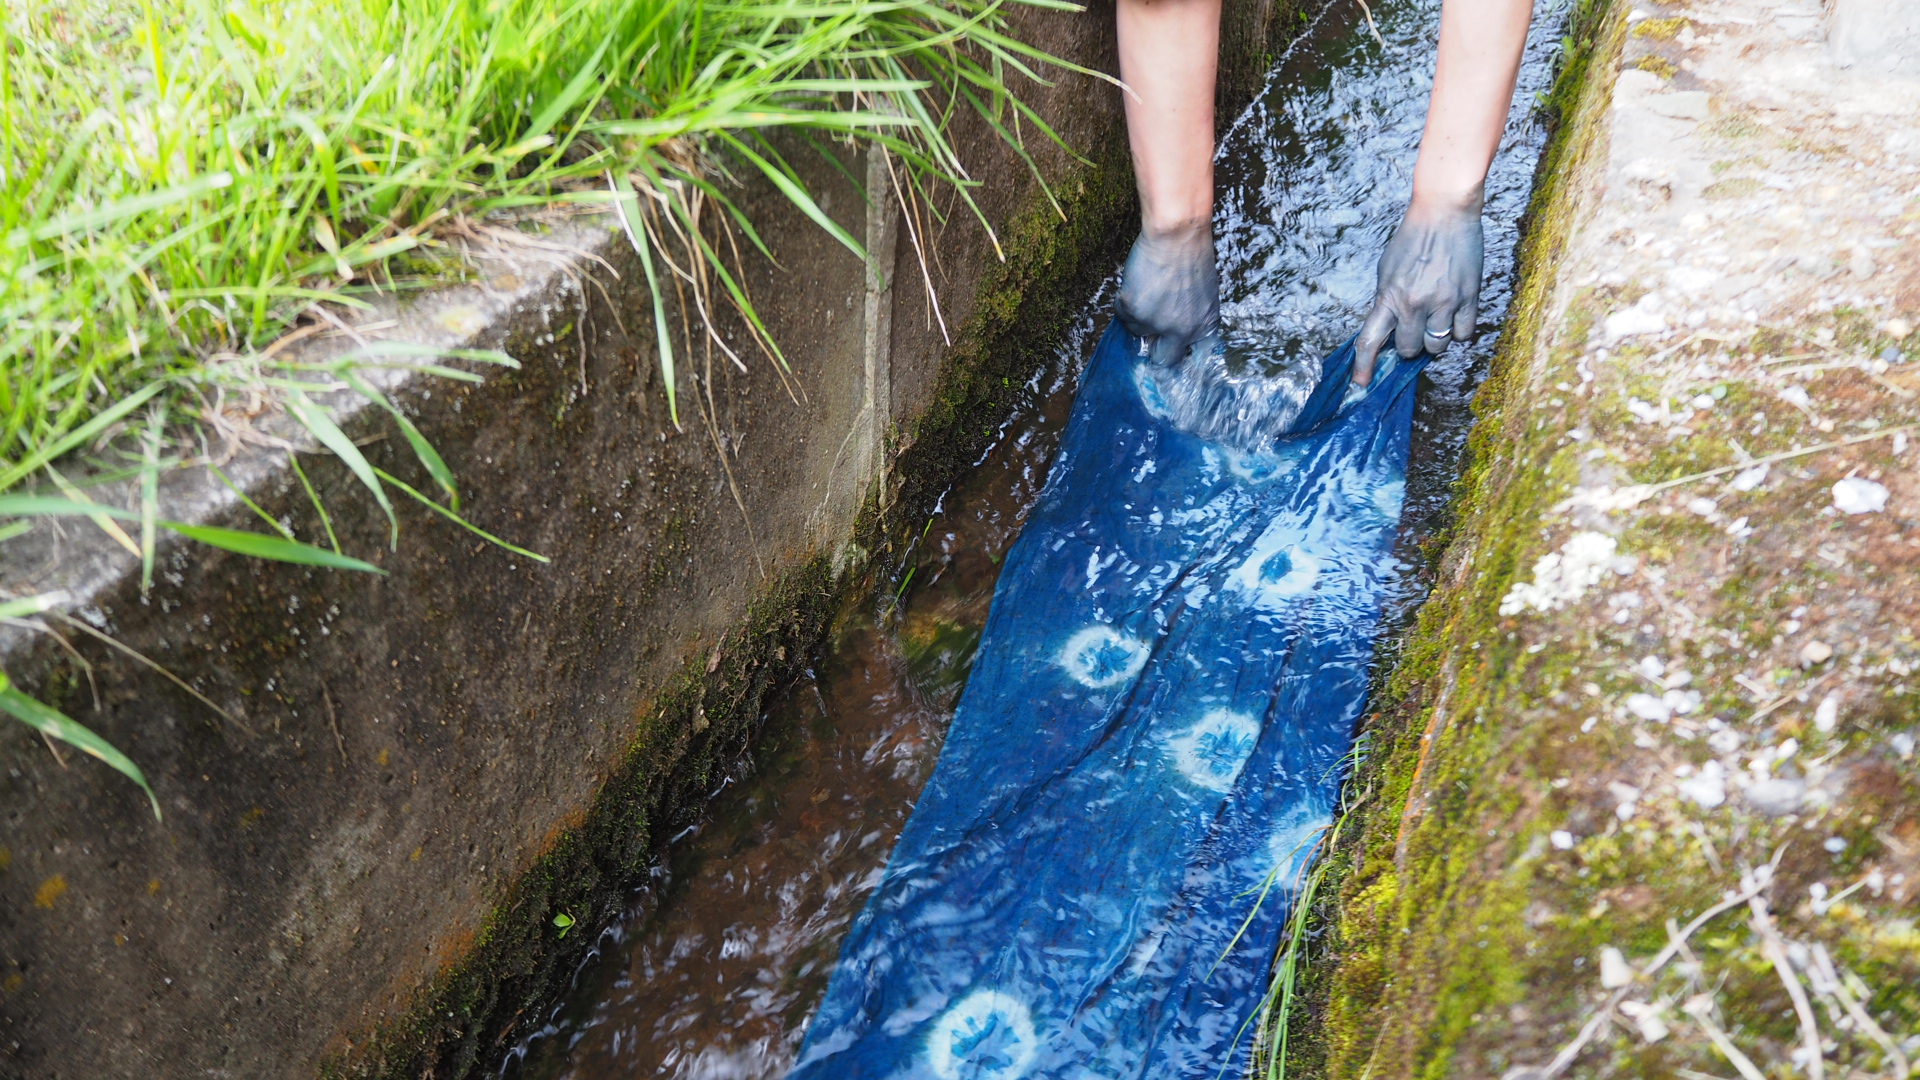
<box><xmin>1353</xmin><ymin>0</ymin><xmax>1534</xmax><ymax>383</ymax></box>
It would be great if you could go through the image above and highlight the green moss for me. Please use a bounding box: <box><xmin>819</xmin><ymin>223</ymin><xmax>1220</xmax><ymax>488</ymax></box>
<box><xmin>1631</xmin><ymin>16</ymin><xmax>1689</xmax><ymax>38</ymax></box>
<box><xmin>1632</xmin><ymin>54</ymin><xmax>1678</xmax><ymax>80</ymax></box>
<box><xmin>1709</xmin><ymin>114</ymin><xmax>1765</xmax><ymax>139</ymax></box>
<box><xmin>1703</xmin><ymin>176</ymin><xmax>1763</xmax><ymax>200</ymax></box>
<box><xmin>1281</xmin><ymin>0</ymin><xmax>1636</xmax><ymax>1074</ymax></box>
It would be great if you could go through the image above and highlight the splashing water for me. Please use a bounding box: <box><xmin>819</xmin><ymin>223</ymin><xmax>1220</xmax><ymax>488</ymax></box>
<box><xmin>1145</xmin><ymin>0</ymin><xmax>1560</xmax><ymax>450</ymax></box>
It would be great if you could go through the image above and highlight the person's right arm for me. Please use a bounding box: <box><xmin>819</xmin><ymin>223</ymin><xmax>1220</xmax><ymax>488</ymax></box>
<box><xmin>1113</xmin><ymin>0</ymin><xmax>1224</xmax><ymax>368</ymax></box>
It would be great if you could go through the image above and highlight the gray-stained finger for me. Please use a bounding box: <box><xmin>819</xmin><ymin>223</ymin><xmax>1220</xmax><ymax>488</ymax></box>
<box><xmin>1353</xmin><ymin>304</ymin><xmax>1396</xmax><ymax>383</ymax></box>
<box><xmin>1453</xmin><ymin>301</ymin><xmax>1477</xmax><ymax>343</ymax></box>
<box><xmin>1366</xmin><ymin>200</ymin><xmax>1486</xmax><ymax>368</ymax></box>
<box><xmin>1424</xmin><ymin>308</ymin><xmax>1456</xmax><ymax>353</ymax></box>
<box><xmin>1114</xmin><ymin>227</ymin><xmax>1220</xmax><ymax>367</ymax></box>
<box><xmin>1393</xmin><ymin>317</ymin><xmax>1425</xmax><ymax>364</ymax></box>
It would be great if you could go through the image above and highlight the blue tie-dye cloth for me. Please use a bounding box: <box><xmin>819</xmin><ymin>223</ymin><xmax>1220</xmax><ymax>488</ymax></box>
<box><xmin>792</xmin><ymin>323</ymin><xmax>1424</xmax><ymax>1079</ymax></box>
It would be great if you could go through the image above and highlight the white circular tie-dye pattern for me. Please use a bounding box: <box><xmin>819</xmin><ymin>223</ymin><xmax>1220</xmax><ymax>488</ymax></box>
<box><xmin>1056</xmin><ymin>626</ymin><xmax>1151</xmax><ymax>689</ymax></box>
<box><xmin>926</xmin><ymin>990</ymin><xmax>1039</xmax><ymax>1079</ymax></box>
<box><xmin>1164</xmin><ymin>710</ymin><xmax>1261</xmax><ymax>792</ymax></box>
<box><xmin>1230</xmin><ymin>523</ymin><xmax>1322</xmax><ymax>607</ymax></box>
<box><xmin>1223</xmin><ymin>446</ymin><xmax>1297</xmax><ymax>485</ymax></box>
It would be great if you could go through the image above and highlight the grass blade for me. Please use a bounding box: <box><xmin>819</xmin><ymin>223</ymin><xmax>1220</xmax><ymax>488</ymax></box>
<box><xmin>718</xmin><ymin>131</ymin><xmax>866</xmax><ymax>260</ymax></box>
<box><xmin>0</xmin><ymin>678</ymin><xmax>160</xmax><ymax>820</ymax></box>
<box><xmin>375</xmin><ymin>467</ymin><xmax>548</xmax><ymax>562</ymax></box>
<box><xmin>42</xmin><ymin>466</ymin><xmax>141</xmax><ymax>557</ymax></box>
<box><xmin>0</xmin><ymin>496</ymin><xmax>373</xmax><ymax>571</ymax></box>
<box><xmin>206</xmin><ymin>464</ymin><xmax>296</xmax><ymax>540</ymax></box>
<box><xmin>523</xmin><ymin>36</ymin><xmax>612</xmax><ymax>144</ymax></box>
<box><xmin>283</xmin><ymin>388</ymin><xmax>398</xmax><ymax>547</ymax></box>
<box><xmin>0</xmin><ymin>592</ymin><xmax>71</xmax><ymax>620</ymax></box>
<box><xmin>0</xmin><ymin>496</ymin><xmax>140</xmax><ymax>521</ymax></box>
<box><xmin>610</xmin><ymin>169</ymin><xmax>679</xmax><ymax>425</ymax></box>
<box><xmin>138</xmin><ymin>404</ymin><xmax>164</xmax><ymax>594</ymax></box>
<box><xmin>286</xmin><ymin>452</ymin><xmax>343</xmax><ymax>554</ymax></box>
<box><xmin>11</xmin><ymin>171</ymin><xmax>233</xmax><ymax>246</ymax></box>
<box><xmin>338</xmin><ymin>342</ymin><xmax>520</xmax><ymax>368</ymax></box>
<box><xmin>159</xmin><ymin>521</ymin><xmax>384</xmax><ymax>572</ymax></box>
<box><xmin>345</xmin><ymin>373</ymin><xmax>459</xmax><ymax>509</ymax></box>
<box><xmin>0</xmin><ymin>382</ymin><xmax>164</xmax><ymax>492</ymax></box>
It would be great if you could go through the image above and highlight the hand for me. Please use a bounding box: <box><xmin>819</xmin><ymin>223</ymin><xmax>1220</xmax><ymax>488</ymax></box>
<box><xmin>1115</xmin><ymin>224</ymin><xmax>1220</xmax><ymax>368</ymax></box>
<box><xmin>1353</xmin><ymin>198</ymin><xmax>1485</xmax><ymax>385</ymax></box>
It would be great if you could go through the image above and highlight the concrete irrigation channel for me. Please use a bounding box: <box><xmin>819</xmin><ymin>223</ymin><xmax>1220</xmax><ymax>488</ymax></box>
<box><xmin>3</xmin><ymin>0</ymin><xmax>1918</xmax><ymax>1078</ymax></box>
<box><xmin>0</xmin><ymin>3</ymin><xmax>1303</xmax><ymax>1077</ymax></box>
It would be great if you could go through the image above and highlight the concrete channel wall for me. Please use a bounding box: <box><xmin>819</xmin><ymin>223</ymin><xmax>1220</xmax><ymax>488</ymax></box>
<box><xmin>1295</xmin><ymin>0</ymin><xmax>1920</xmax><ymax>1074</ymax></box>
<box><xmin>0</xmin><ymin>4</ymin><xmax>1307</xmax><ymax>1077</ymax></box>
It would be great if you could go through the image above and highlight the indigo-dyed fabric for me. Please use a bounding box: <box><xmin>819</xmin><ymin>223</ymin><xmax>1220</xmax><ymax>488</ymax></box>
<box><xmin>792</xmin><ymin>323</ymin><xmax>1423</xmax><ymax>1079</ymax></box>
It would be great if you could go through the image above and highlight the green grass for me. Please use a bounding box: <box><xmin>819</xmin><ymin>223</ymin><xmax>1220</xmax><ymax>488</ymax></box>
<box><xmin>3</xmin><ymin>0</ymin><xmax>1083</xmax><ymax>457</ymax></box>
<box><xmin>1</xmin><ymin>0</ymin><xmax>1088</xmax><ymax>810</ymax></box>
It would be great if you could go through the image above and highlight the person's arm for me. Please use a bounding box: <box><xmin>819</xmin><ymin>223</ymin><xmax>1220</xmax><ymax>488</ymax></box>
<box><xmin>1113</xmin><ymin>0</ymin><xmax>1223</xmax><ymax>367</ymax></box>
<box><xmin>1353</xmin><ymin>0</ymin><xmax>1534</xmax><ymax>383</ymax></box>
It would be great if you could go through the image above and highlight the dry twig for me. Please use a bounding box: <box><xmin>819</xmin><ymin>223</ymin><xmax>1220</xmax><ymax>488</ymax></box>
<box><xmin>1682</xmin><ymin>996</ymin><xmax>1771</xmax><ymax>1080</ymax></box>
<box><xmin>1747</xmin><ymin>891</ymin><xmax>1825</xmax><ymax>1080</ymax></box>
<box><xmin>54</xmin><ymin>615</ymin><xmax>250</xmax><ymax>736</ymax></box>
<box><xmin>322</xmin><ymin>682</ymin><xmax>346</xmax><ymax>765</ymax></box>
<box><xmin>1502</xmin><ymin>859</ymin><xmax>1780</xmax><ymax>1080</ymax></box>
<box><xmin>1809</xmin><ymin>944</ymin><xmax>1911</xmax><ymax>1079</ymax></box>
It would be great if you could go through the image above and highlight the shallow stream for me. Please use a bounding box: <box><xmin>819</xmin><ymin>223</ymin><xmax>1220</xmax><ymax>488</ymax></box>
<box><xmin>502</xmin><ymin>0</ymin><xmax>1568</xmax><ymax>1074</ymax></box>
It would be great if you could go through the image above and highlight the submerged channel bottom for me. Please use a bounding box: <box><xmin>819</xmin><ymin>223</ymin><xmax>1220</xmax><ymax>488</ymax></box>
<box><xmin>505</xmin><ymin>0</ymin><xmax>1568</xmax><ymax>1074</ymax></box>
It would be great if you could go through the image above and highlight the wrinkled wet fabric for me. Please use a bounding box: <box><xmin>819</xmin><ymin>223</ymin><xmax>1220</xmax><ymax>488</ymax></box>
<box><xmin>791</xmin><ymin>325</ymin><xmax>1424</xmax><ymax>1080</ymax></box>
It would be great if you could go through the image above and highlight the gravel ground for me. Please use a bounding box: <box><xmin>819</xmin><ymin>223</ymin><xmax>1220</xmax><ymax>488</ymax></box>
<box><xmin>1472</xmin><ymin>0</ymin><xmax>1918</xmax><ymax>1071</ymax></box>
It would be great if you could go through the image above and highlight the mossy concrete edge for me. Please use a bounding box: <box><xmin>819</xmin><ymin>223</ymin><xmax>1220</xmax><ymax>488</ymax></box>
<box><xmin>1284</xmin><ymin>0</ymin><xmax>1629</xmax><ymax>1074</ymax></box>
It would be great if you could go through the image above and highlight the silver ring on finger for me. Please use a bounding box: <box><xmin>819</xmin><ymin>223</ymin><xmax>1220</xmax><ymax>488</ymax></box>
<box><xmin>1424</xmin><ymin>327</ymin><xmax>1452</xmax><ymax>341</ymax></box>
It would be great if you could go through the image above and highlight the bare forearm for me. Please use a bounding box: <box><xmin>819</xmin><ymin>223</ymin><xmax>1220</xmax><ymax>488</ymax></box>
<box><xmin>1354</xmin><ymin>0</ymin><xmax>1532</xmax><ymax>378</ymax></box>
<box><xmin>1112</xmin><ymin>0</ymin><xmax>1224</xmax><ymax>365</ymax></box>
<box><xmin>1408</xmin><ymin>0</ymin><xmax>1533</xmax><ymax>214</ymax></box>
<box><xmin>1117</xmin><ymin>0</ymin><xmax>1221</xmax><ymax>238</ymax></box>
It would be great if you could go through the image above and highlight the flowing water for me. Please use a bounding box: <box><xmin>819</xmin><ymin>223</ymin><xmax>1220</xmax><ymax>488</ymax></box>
<box><xmin>501</xmin><ymin>0</ymin><xmax>1568</xmax><ymax>1074</ymax></box>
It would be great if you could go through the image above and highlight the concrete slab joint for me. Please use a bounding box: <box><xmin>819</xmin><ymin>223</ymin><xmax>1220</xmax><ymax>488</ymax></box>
<box><xmin>819</xmin><ymin>145</ymin><xmax>901</xmax><ymax>572</ymax></box>
<box><xmin>865</xmin><ymin>146</ymin><xmax>900</xmax><ymax>469</ymax></box>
